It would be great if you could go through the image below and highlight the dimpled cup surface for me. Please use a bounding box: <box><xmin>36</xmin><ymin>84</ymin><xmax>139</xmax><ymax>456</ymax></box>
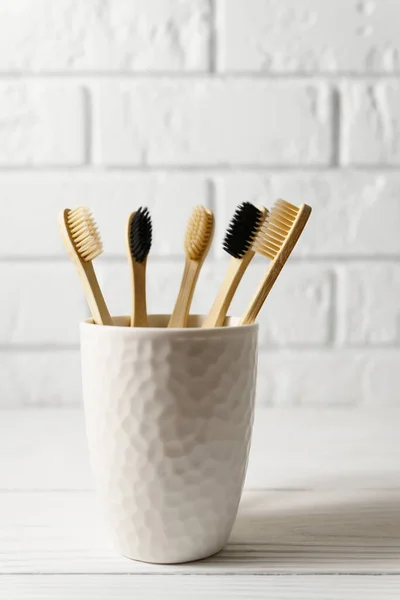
<box><xmin>81</xmin><ymin>315</ymin><xmax>258</xmax><ymax>564</ymax></box>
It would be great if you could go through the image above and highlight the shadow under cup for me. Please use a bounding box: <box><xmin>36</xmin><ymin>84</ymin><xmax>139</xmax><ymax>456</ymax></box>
<box><xmin>80</xmin><ymin>315</ymin><xmax>258</xmax><ymax>564</ymax></box>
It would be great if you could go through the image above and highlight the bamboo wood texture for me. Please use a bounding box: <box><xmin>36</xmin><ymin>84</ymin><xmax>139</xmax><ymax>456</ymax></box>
<box><xmin>203</xmin><ymin>253</ymin><xmax>254</xmax><ymax>328</ymax></box>
<box><xmin>240</xmin><ymin>204</ymin><xmax>312</xmax><ymax>325</ymax></box>
<box><xmin>168</xmin><ymin>210</ymin><xmax>214</xmax><ymax>328</ymax></box>
<box><xmin>203</xmin><ymin>207</ymin><xmax>267</xmax><ymax>328</ymax></box>
<box><xmin>59</xmin><ymin>210</ymin><xmax>113</xmax><ymax>326</ymax></box>
<box><xmin>126</xmin><ymin>212</ymin><xmax>148</xmax><ymax>328</ymax></box>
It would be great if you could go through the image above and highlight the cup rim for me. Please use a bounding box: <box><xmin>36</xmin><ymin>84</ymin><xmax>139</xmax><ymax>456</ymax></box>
<box><xmin>81</xmin><ymin>314</ymin><xmax>258</xmax><ymax>338</ymax></box>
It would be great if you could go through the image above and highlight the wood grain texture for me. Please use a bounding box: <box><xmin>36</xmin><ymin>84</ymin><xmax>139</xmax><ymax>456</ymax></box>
<box><xmin>2</xmin><ymin>575</ymin><xmax>400</xmax><ymax>599</ymax></box>
<box><xmin>1</xmin><ymin>490</ymin><xmax>400</xmax><ymax>575</ymax></box>
<box><xmin>1</xmin><ymin>408</ymin><xmax>399</xmax><ymax>596</ymax></box>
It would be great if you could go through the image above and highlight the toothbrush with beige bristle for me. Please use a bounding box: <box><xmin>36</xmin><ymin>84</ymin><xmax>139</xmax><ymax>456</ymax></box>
<box><xmin>240</xmin><ymin>199</ymin><xmax>312</xmax><ymax>325</ymax></box>
<box><xmin>59</xmin><ymin>206</ymin><xmax>113</xmax><ymax>326</ymax></box>
<box><xmin>168</xmin><ymin>205</ymin><xmax>214</xmax><ymax>328</ymax></box>
<box><xmin>202</xmin><ymin>202</ymin><xmax>268</xmax><ymax>328</ymax></box>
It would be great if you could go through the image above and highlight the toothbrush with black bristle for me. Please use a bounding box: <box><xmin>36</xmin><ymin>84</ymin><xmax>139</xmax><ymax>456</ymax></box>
<box><xmin>202</xmin><ymin>202</ymin><xmax>268</xmax><ymax>328</ymax></box>
<box><xmin>127</xmin><ymin>207</ymin><xmax>152</xmax><ymax>327</ymax></box>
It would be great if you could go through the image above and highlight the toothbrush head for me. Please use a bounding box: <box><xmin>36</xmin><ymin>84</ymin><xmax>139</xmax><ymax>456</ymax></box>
<box><xmin>223</xmin><ymin>202</ymin><xmax>266</xmax><ymax>259</ymax></box>
<box><xmin>66</xmin><ymin>206</ymin><xmax>103</xmax><ymax>262</ymax></box>
<box><xmin>253</xmin><ymin>199</ymin><xmax>311</xmax><ymax>260</ymax></box>
<box><xmin>128</xmin><ymin>207</ymin><xmax>153</xmax><ymax>264</ymax></box>
<box><xmin>184</xmin><ymin>205</ymin><xmax>214</xmax><ymax>261</ymax></box>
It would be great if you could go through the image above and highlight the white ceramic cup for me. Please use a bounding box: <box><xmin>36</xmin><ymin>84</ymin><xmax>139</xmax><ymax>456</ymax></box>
<box><xmin>81</xmin><ymin>315</ymin><xmax>258</xmax><ymax>564</ymax></box>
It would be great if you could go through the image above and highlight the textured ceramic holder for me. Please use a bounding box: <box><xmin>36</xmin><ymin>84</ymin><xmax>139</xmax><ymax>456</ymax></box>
<box><xmin>81</xmin><ymin>315</ymin><xmax>258</xmax><ymax>564</ymax></box>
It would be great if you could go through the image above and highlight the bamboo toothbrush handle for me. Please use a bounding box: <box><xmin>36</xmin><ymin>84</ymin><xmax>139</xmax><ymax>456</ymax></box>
<box><xmin>203</xmin><ymin>252</ymin><xmax>254</xmax><ymax>328</ymax></box>
<box><xmin>239</xmin><ymin>261</ymin><xmax>279</xmax><ymax>326</ymax></box>
<box><xmin>81</xmin><ymin>261</ymin><xmax>113</xmax><ymax>326</ymax></box>
<box><xmin>59</xmin><ymin>214</ymin><xmax>113</xmax><ymax>327</ymax></box>
<box><xmin>240</xmin><ymin>205</ymin><xmax>311</xmax><ymax>325</ymax></box>
<box><xmin>169</xmin><ymin>259</ymin><xmax>201</xmax><ymax>328</ymax></box>
<box><xmin>130</xmin><ymin>259</ymin><xmax>148</xmax><ymax>327</ymax></box>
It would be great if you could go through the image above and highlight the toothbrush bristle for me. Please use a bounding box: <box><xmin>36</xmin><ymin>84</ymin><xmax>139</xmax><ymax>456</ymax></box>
<box><xmin>67</xmin><ymin>206</ymin><xmax>103</xmax><ymax>262</ymax></box>
<box><xmin>184</xmin><ymin>205</ymin><xmax>214</xmax><ymax>261</ymax></box>
<box><xmin>253</xmin><ymin>199</ymin><xmax>300</xmax><ymax>260</ymax></box>
<box><xmin>223</xmin><ymin>202</ymin><xmax>265</xmax><ymax>259</ymax></box>
<box><xmin>129</xmin><ymin>207</ymin><xmax>152</xmax><ymax>263</ymax></box>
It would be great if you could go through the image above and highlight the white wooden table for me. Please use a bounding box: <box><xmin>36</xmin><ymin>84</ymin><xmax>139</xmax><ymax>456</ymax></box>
<box><xmin>1</xmin><ymin>408</ymin><xmax>399</xmax><ymax>599</ymax></box>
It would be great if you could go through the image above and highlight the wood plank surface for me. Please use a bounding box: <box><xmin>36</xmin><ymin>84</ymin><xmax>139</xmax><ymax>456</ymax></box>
<box><xmin>1</xmin><ymin>489</ymin><xmax>399</xmax><ymax>575</ymax></box>
<box><xmin>2</xmin><ymin>575</ymin><xmax>400</xmax><ymax>600</ymax></box>
<box><xmin>1</xmin><ymin>408</ymin><xmax>399</xmax><ymax>597</ymax></box>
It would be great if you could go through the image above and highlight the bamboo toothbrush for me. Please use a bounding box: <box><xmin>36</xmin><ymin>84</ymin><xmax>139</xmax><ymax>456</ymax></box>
<box><xmin>127</xmin><ymin>207</ymin><xmax>152</xmax><ymax>327</ymax></box>
<box><xmin>168</xmin><ymin>205</ymin><xmax>214</xmax><ymax>328</ymax></box>
<box><xmin>240</xmin><ymin>199</ymin><xmax>312</xmax><ymax>325</ymax></box>
<box><xmin>202</xmin><ymin>202</ymin><xmax>267</xmax><ymax>328</ymax></box>
<box><xmin>59</xmin><ymin>206</ymin><xmax>113</xmax><ymax>326</ymax></box>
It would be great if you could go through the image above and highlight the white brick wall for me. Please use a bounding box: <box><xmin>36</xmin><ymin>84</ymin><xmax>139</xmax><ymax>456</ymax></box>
<box><xmin>0</xmin><ymin>83</ymin><xmax>85</xmax><ymax>165</ymax></box>
<box><xmin>0</xmin><ymin>1</ymin><xmax>399</xmax><ymax>407</ymax></box>
<box><xmin>93</xmin><ymin>81</ymin><xmax>331</xmax><ymax>165</ymax></box>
